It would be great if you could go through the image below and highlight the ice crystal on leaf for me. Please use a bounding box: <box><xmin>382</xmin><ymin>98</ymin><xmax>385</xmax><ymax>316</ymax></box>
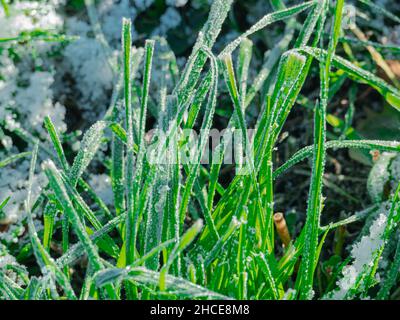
<box><xmin>326</xmin><ymin>213</ymin><xmax>387</xmax><ymax>299</ymax></box>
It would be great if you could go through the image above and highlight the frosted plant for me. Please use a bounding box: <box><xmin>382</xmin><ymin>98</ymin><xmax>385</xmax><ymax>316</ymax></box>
<box><xmin>1</xmin><ymin>0</ymin><xmax>400</xmax><ymax>302</ymax></box>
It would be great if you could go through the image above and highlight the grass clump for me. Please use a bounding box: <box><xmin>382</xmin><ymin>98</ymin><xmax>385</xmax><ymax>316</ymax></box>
<box><xmin>1</xmin><ymin>0</ymin><xmax>400</xmax><ymax>300</ymax></box>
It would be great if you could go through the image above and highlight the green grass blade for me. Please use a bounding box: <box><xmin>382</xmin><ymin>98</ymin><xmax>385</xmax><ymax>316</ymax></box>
<box><xmin>0</xmin><ymin>152</ymin><xmax>31</xmax><ymax>169</ymax></box>
<box><xmin>274</xmin><ymin>140</ymin><xmax>400</xmax><ymax>178</ymax></box>
<box><xmin>44</xmin><ymin>116</ymin><xmax>69</xmax><ymax>172</ymax></box>
<box><xmin>297</xmin><ymin>0</ymin><xmax>344</xmax><ymax>299</ymax></box>
<box><xmin>95</xmin><ymin>266</ymin><xmax>230</xmax><ymax>299</ymax></box>
<box><xmin>69</xmin><ymin>121</ymin><xmax>108</xmax><ymax>187</ymax></box>
<box><xmin>254</xmin><ymin>252</ymin><xmax>279</xmax><ymax>299</ymax></box>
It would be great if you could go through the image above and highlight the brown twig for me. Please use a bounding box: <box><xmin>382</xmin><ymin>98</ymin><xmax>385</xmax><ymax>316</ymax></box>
<box><xmin>273</xmin><ymin>212</ymin><xmax>291</xmax><ymax>248</ymax></box>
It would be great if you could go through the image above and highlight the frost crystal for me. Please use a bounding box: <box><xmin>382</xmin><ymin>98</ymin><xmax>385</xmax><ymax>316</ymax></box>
<box><xmin>326</xmin><ymin>213</ymin><xmax>387</xmax><ymax>299</ymax></box>
<box><xmin>367</xmin><ymin>152</ymin><xmax>396</xmax><ymax>203</ymax></box>
<box><xmin>0</xmin><ymin>1</ymin><xmax>62</xmax><ymax>38</ymax></box>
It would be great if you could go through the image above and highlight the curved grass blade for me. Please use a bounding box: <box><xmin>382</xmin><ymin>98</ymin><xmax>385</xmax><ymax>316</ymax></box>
<box><xmin>69</xmin><ymin>121</ymin><xmax>108</xmax><ymax>187</ymax></box>
<box><xmin>274</xmin><ymin>139</ymin><xmax>400</xmax><ymax>178</ymax></box>
<box><xmin>299</xmin><ymin>46</ymin><xmax>400</xmax><ymax>111</ymax></box>
<box><xmin>0</xmin><ymin>152</ymin><xmax>31</xmax><ymax>169</ymax></box>
<box><xmin>95</xmin><ymin>266</ymin><xmax>230</xmax><ymax>299</ymax></box>
<box><xmin>44</xmin><ymin>116</ymin><xmax>69</xmax><ymax>172</ymax></box>
<box><xmin>179</xmin><ymin>48</ymin><xmax>219</xmax><ymax>238</ymax></box>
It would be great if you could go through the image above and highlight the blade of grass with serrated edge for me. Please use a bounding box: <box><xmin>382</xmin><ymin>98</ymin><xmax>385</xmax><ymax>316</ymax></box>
<box><xmin>44</xmin><ymin>116</ymin><xmax>71</xmax><ymax>262</ymax></box>
<box><xmin>46</xmin><ymin>116</ymin><xmax>114</xmax><ymax>220</ymax></box>
<box><xmin>44</xmin><ymin>116</ymin><xmax>69</xmax><ymax>172</ymax></box>
<box><xmin>111</xmin><ymin>121</ymin><xmax>126</xmax><ymax>217</ymax></box>
<box><xmin>45</xmin><ymin>116</ymin><xmax>116</xmax><ymax>241</ymax></box>
<box><xmin>297</xmin><ymin>0</ymin><xmax>344</xmax><ymax>300</ymax></box>
<box><xmin>236</xmin><ymin>208</ymin><xmax>248</xmax><ymax>299</ymax></box>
